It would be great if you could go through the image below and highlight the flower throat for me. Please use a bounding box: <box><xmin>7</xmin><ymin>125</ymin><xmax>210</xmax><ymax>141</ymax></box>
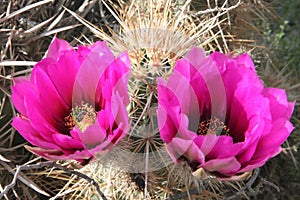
<box><xmin>197</xmin><ymin>117</ymin><xmax>229</xmax><ymax>136</ymax></box>
<box><xmin>64</xmin><ymin>102</ymin><xmax>96</xmax><ymax>132</ymax></box>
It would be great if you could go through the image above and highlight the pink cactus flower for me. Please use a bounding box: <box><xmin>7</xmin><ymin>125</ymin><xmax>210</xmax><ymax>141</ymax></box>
<box><xmin>11</xmin><ymin>38</ymin><xmax>130</xmax><ymax>163</ymax></box>
<box><xmin>158</xmin><ymin>47</ymin><xmax>295</xmax><ymax>179</ymax></box>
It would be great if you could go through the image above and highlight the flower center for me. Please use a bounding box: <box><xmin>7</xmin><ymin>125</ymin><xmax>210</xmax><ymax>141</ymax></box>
<box><xmin>197</xmin><ymin>117</ymin><xmax>230</xmax><ymax>136</ymax></box>
<box><xmin>64</xmin><ymin>102</ymin><xmax>97</xmax><ymax>132</ymax></box>
<box><xmin>64</xmin><ymin>115</ymin><xmax>76</xmax><ymax>131</ymax></box>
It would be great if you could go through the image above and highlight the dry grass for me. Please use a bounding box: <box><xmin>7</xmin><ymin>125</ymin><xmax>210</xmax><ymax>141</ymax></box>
<box><xmin>0</xmin><ymin>0</ymin><xmax>299</xmax><ymax>199</ymax></box>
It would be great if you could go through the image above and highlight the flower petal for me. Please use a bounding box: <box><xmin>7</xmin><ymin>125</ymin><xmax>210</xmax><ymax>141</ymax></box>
<box><xmin>238</xmin><ymin>149</ymin><xmax>281</xmax><ymax>173</ymax></box>
<box><xmin>12</xmin><ymin>117</ymin><xmax>61</xmax><ymax>150</ymax></box>
<box><xmin>195</xmin><ymin>134</ymin><xmax>219</xmax><ymax>156</ymax></box>
<box><xmin>52</xmin><ymin>133</ymin><xmax>84</xmax><ymax>150</ymax></box>
<box><xmin>46</xmin><ymin>37</ymin><xmax>73</xmax><ymax>59</ymax></box>
<box><xmin>205</xmin><ymin>136</ymin><xmax>244</xmax><ymax>160</ymax></box>
<box><xmin>47</xmin><ymin>50</ymin><xmax>82</xmax><ymax>106</ymax></box>
<box><xmin>31</xmin><ymin>66</ymin><xmax>69</xmax><ymax>122</ymax></box>
<box><xmin>157</xmin><ymin>105</ymin><xmax>178</xmax><ymax>143</ymax></box>
<box><xmin>263</xmin><ymin>88</ymin><xmax>295</xmax><ymax>119</ymax></box>
<box><xmin>235</xmin><ymin>53</ymin><xmax>256</xmax><ymax>71</ymax></box>
<box><xmin>99</xmin><ymin>52</ymin><xmax>130</xmax><ymax>106</ymax></box>
<box><xmin>24</xmin><ymin>89</ymin><xmax>63</xmax><ymax>140</ymax></box>
<box><xmin>72</xmin><ymin>41</ymin><xmax>114</xmax><ymax>104</ymax></box>
<box><xmin>166</xmin><ymin>137</ymin><xmax>205</xmax><ymax>164</ymax></box>
<box><xmin>25</xmin><ymin>145</ymin><xmax>91</xmax><ymax>162</ymax></box>
<box><xmin>11</xmin><ymin>77</ymin><xmax>32</xmax><ymax>115</ymax></box>
<box><xmin>110</xmin><ymin>91</ymin><xmax>129</xmax><ymax>132</ymax></box>
<box><xmin>201</xmin><ymin>157</ymin><xmax>241</xmax><ymax>175</ymax></box>
<box><xmin>184</xmin><ymin>47</ymin><xmax>206</xmax><ymax>68</ymax></box>
<box><xmin>77</xmin><ymin>123</ymin><xmax>107</xmax><ymax>150</ymax></box>
<box><xmin>176</xmin><ymin>49</ymin><xmax>228</xmax><ymax>121</ymax></box>
<box><xmin>252</xmin><ymin>118</ymin><xmax>294</xmax><ymax>159</ymax></box>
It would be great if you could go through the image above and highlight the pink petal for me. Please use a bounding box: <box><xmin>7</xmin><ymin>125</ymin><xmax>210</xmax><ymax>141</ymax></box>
<box><xmin>47</xmin><ymin>51</ymin><xmax>82</xmax><ymax>106</ymax></box>
<box><xmin>173</xmin><ymin>58</ymin><xmax>197</xmax><ymax>82</ymax></box>
<box><xmin>198</xmin><ymin>134</ymin><xmax>220</xmax><ymax>156</ymax></box>
<box><xmin>25</xmin><ymin>146</ymin><xmax>64</xmax><ymax>160</ymax></box>
<box><xmin>210</xmin><ymin>52</ymin><xmax>255</xmax><ymax>73</ymax></box>
<box><xmin>205</xmin><ymin>136</ymin><xmax>244</xmax><ymax>159</ymax></box>
<box><xmin>108</xmin><ymin>126</ymin><xmax>125</xmax><ymax>144</ymax></box>
<box><xmin>12</xmin><ymin>117</ymin><xmax>61</xmax><ymax>150</ymax></box>
<box><xmin>32</xmin><ymin>57</ymin><xmax>56</xmax><ymax>73</ymax></box>
<box><xmin>263</xmin><ymin>88</ymin><xmax>295</xmax><ymax>119</ymax></box>
<box><xmin>166</xmin><ymin>137</ymin><xmax>205</xmax><ymax>164</ymax></box>
<box><xmin>228</xmin><ymin>86</ymin><xmax>271</xmax><ymax>142</ymax></box>
<box><xmin>77</xmin><ymin>45</ymin><xmax>92</xmax><ymax>57</ymax></box>
<box><xmin>238</xmin><ymin>147</ymin><xmax>281</xmax><ymax>173</ymax></box>
<box><xmin>158</xmin><ymin>67</ymin><xmax>203</xmax><ymax>135</ymax></box>
<box><xmin>232</xmin><ymin>84</ymin><xmax>269</xmax><ymax>120</ymax></box>
<box><xmin>237</xmin><ymin>137</ymin><xmax>259</xmax><ymax>164</ymax></box>
<box><xmin>166</xmin><ymin>68</ymin><xmax>202</xmax><ymax>128</ymax></box>
<box><xmin>177</xmin><ymin>114</ymin><xmax>198</xmax><ymax>140</ymax></box>
<box><xmin>52</xmin><ymin>133</ymin><xmax>85</xmax><ymax>149</ymax></box>
<box><xmin>209</xmin><ymin>52</ymin><xmax>231</xmax><ymax>73</ymax></box>
<box><xmin>88</xmin><ymin>140</ymin><xmax>114</xmax><ymax>156</ymax></box>
<box><xmin>110</xmin><ymin>91</ymin><xmax>129</xmax><ymax>132</ymax></box>
<box><xmin>97</xmin><ymin>109</ymin><xmax>110</xmax><ymax>131</ymax></box>
<box><xmin>31</xmin><ymin>66</ymin><xmax>69</xmax><ymax>122</ymax></box>
<box><xmin>46</xmin><ymin>37</ymin><xmax>73</xmax><ymax>59</ymax></box>
<box><xmin>157</xmin><ymin>78</ymin><xmax>180</xmax><ymax>108</ymax></box>
<box><xmin>184</xmin><ymin>47</ymin><xmax>206</xmax><ymax>68</ymax></box>
<box><xmin>157</xmin><ymin>78</ymin><xmax>183</xmax><ymax>143</ymax></box>
<box><xmin>220</xmin><ymin>60</ymin><xmax>263</xmax><ymax>119</ymax></box>
<box><xmin>191</xmin><ymin>64</ymin><xmax>227</xmax><ymax>119</ymax></box>
<box><xmin>25</xmin><ymin>145</ymin><xmax>92</xmax><ymax>162</ymax></box>
<box><xmin>72</xmin><ymin>41</ymin><xmax>114</xmax><ymax>104</ymax></box>
<box><xmin>236</xmin><ymin>116</ymin><xmax>265</xmax><ymax>163</ymax></box>
<box><xmin>77</xmin><ymin>123</ymin><xmax>107</xmax><ymax>150</ymax></box>
<box><xmin>70</xmin><ymin>129</ymin><xmax>81</xmax><ymax>140</ymax></box>
<box><xmin>11</xmin><ymin>77</ymin><xmax>32</xmax><ymax>115</ymax></box>
<box><xmin>176</xmin><ymin>52</ymin><xmax>228</xmax><ymax>120</ymax></box>
<box><xmin>201</xmin><ymin>157</ymin><xmax>241</xmax><ymax>175</ymax></box>
<box><xmin>158</xmin><ymin>105</ymin><xmax>178</xmax><ymax>143</ymax></box>
<box><xmin>235</xmin><ymin>53</ymin><xmax>256</xmax><ymax>71</ymax></box>
<box><xmin>252</xmin><ymin>118</ymin><xmax>294</xmax><ymax>159</ymax></box>
<box><xmin>99</xmin><ymin>52</ymin><xmax>130</xmax><ymax>105</ymax></box>
<box><xmin>24</xmin><ymin>88</ymin><xmax>64</xmax><ymax>140</ymax></box>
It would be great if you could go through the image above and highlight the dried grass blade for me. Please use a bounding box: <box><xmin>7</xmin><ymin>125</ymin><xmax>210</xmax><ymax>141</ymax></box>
<box><xmin>64</xmin><ymin>7</ymin><xmax>112</xmax><ymax>43</ymax></box>
<box><xmin>0</xmin><ymin>184</ymin><xmax>9</xmax><ymax>200</ymax></box>
<box><xmin>0</xmin><ymin>61</ymin><xmax>37</xmax><ymax>66</ymax></box>
<box><xmin>24</xmin><ymin>15</ymin><xmax>56</xmax><ymax>34</ymax></box>
<box><xmin>28</xmin><ymin>24</ymin><xmax>82</xmax><ymax>42</ymax></box>
<box><xmin>0</xmin><ymin>154</ymin><xmax>10</xmax><ymax>162</ymax></box>
<box><xmin>46</xmin><ymin>10</ymin><xmax>66</xmax><ymax>31</ymax></box>
<box><xmin>0</xmin><ymin>0</ymin><xmax>55</xmax><ymax>23</ymax></box>
<box><xmin>0</xmin><ymin>161</ymin><xmax>50</xmax><ymax>197</ymax></box>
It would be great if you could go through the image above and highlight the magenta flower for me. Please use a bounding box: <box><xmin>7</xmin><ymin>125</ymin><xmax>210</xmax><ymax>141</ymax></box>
<box><xmin>11</xmin><ymin>38</ymin><xmax>130</xmax><ymax>162</ymax></box>
<box><xmin>158</xmin><ymin>47</ymin><xmax>295</xmax><ymax>179</ymax></box>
